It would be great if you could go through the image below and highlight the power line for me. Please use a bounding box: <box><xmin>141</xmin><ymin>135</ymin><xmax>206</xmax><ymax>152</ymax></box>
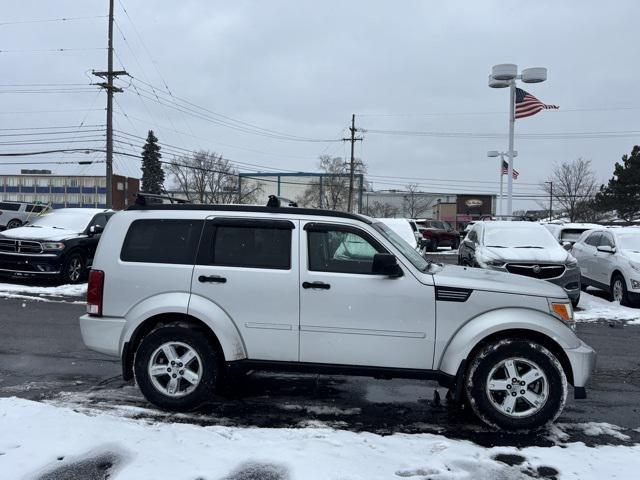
<box><xmin>0</xmin><ymin>15</ymin><xmax>108</xmax><ymax>26</ymax></box>
<box><xmin>0</xmin><ymin>48</ymin><xmax>106</xmax><ymax>53</ymax></box>
<box><xmin>363</xmin><ymin>128</ymin><xmax>640</xmax><ymax>140</ymax></box>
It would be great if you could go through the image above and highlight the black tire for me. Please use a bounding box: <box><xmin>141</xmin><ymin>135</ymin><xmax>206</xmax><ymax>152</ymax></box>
<box><xmin>580</xmin><ymin>281</ymin><xmax>588</xmax><ymax>292</ymax></box>
<box><xmin>452</xmin><ymin>238</ymin><xmax>460</xmax><ymax>250</ymax></box>
<box><xmin>60</xmin><ymin>252</ymin><xmax>85</xmax><ymax>284</ymax></box>
<box><xmin>6</xmin><ymin>219</ymin><xmax>22</xmax><ymax>229</ymax></box>
<box><xmin>571</xmin><ymin>294</ymin><xmax>580</xmax><ymax>308</ymax></box>
<box><xmin>134</xmin><ymin>326</ymin><xmax>221</xmax><ymax>411</ymax></box>
<box><xmin>465</xmin><ymin>339</ymin><xmax>567</xmax><ymax>431</ymax></box>
<box><xmin>428</xmin><ymin>239</ymin><xmax>439</xmax><ymax>252</ymax></box>
<box><xmin>611</xmin><ymin>273</ymin><xmax>629</xmax><ymax>306</ymax></box>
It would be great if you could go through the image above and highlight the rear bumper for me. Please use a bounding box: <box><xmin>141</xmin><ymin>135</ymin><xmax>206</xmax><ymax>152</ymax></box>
<box><xmin>79</xmin><ymin>314</ymin><xmax>125</xmax><ymax>357</ymax></box>
<box><xmin>565</xmin><ymin>339</ymin><xmax>596</xmax><ymax>393</ymax></box>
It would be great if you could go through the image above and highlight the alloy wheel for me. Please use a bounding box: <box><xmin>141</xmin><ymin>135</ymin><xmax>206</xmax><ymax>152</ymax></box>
<box><xmin>148</xmin><ymin>341</ymin><xmax>203</xmax><ymax>397</ymax></box>
<box><xmin>613</xmin><ymin>279</ymin><xmax>624</xmax><ymax>303</ymax></box>
<box><xmin>485</xmin><ymin>357</ymin><xmax>549</xmax><ymax>418</ymax></box>
<box><xmin>68</xmin><ymin>257</ymin><xmax>82</xmax><ymax>282</ymax></box>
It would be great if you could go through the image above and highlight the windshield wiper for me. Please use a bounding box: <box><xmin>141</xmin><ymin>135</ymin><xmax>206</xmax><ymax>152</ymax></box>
<box><xmin>485</xmin><ymin>245</ymin><xmax>506</xmax><ymax>248</ymax></box>
<box><xmin>514</xmin><ymin>245</ymin><xmax>544</xmax><ymax>249</ymax></box>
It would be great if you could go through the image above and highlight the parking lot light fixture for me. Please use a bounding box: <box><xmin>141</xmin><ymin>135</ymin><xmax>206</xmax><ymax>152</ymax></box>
<box><xmin>489</xmin><ymin>64</ymin><xmax>548</xmax><ymax>218</ymax></box>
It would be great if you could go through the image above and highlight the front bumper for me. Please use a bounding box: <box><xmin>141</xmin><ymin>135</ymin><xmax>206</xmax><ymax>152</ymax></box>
<box><xmin>0</xmin><ymin>252</ymin><xmax>63</xmax><ymax>276</ymax></box>
<box><xmin>565</xmin><ymin>339</ymin><xmax>596</xmax><ymax>395</ymax></box>
<box><xmin>79</xmin><ymin>314</ymin><xmax>126</xmax><ymax>357</ymax></box>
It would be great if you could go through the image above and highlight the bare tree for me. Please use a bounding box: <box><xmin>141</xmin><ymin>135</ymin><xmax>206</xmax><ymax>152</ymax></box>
<box><xmin>402</xmin><ymin>184</ymin><xmax>434</xmax><ymax>218</ymax></box>
<box><xmin>298</xmin><ymin>155</ymin><xmax>365</xmax><ymax>211</ymax></box>
<box><xmin>167</xmin><ymin>150</ymin><xmax>261</xmax><ymax>204</ymax></box>
<box><xmin>541</xmin><ymin>159</ymin><xmax>598</xmax><ymax>222</ymax></box>
<box><xmin>364</xmin><ymin>200</ymin><xmax>399</xmax><ymax>218</ymax></box>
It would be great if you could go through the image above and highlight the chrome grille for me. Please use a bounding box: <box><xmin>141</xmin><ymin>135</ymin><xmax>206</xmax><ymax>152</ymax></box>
<box><xmin>506</xmin><ymin>263</ymin><xmax>565</xmax><ymax>279</ymax></box>
<box><xmin>0</xmin><ymin>239</ymin><xmax>43</xmax><ymax>254</ymax></box>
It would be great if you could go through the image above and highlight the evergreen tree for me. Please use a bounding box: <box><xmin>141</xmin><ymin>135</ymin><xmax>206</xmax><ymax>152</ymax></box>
<box><xmin>140</xmin><ymin>130</ymin><xmax>164</xmax><ymax>194</ymax></box>
<box><xmin>596</xmin><ymin>145</ymin><xmax>640</xmax><ymax>223</ymax></box>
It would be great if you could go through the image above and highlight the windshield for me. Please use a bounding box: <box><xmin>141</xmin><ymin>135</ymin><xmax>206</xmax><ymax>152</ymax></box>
<box><xmin>483</xmin><ymin>225</ymin><xmax>559</xmax><ymax>248</ymax></box>
<box><xmin>30</xmin><ymin>211</ymin><xmax>93</xmax><ymax>232</ymax></box>
<box><xmin>373</xmin><ymin>222</ymin><xmax>429</xmax><ymax>271</ymax></box>
<box><xmin>616</xmin><ymin>232</ymin><xmax>640</xmax><ymax>252</ymax></box>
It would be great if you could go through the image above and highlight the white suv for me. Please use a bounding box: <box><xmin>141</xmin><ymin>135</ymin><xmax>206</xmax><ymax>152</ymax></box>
<box><xmin>571</xmin><ymin>227</ymin><xmax>640</xmax><ymax>306</ymax></box>
<box><xmin>80</xmin><ymin>202</ymin><xmax>595</xmax><ymax>430</ymax></box>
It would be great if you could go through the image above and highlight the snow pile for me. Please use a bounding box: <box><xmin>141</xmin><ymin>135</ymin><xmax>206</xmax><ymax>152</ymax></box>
<box><xmin>0</xmin><ymin>281</ymin><xmax>86</xmax><ymax>301</ymax></box>
<box><xmin>1</xmin><ymin>397</ymin><xmax>640</xmax><ymax>480</ymax></box>
<box><xmin>575</xmin><ymin>292</ymin><xmax>640</xmax><ymax>323</ymax></box>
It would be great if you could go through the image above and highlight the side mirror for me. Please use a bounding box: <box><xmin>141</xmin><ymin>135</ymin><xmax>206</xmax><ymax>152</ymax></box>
<box><xmin>597</xmin><ymin>245</ymin><xmax>615</xmax><ymax>254</ymax></box>
<box><xmin>89</xmin><ymin>225</ymin><xmax>104</xmax><ymax>235</ymax></box>
<box><xmin>562</xmin><ymin>241</ymin><xmax>572</xmax><ymax>251</ymax></box>
<box><xmin>372</xmin><ymin>253</ymin><xmax>403</xmax><ymax>278</ymax></box>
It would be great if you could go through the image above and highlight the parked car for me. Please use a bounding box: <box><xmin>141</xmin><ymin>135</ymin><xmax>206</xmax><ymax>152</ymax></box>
<box><xmin>458</xmin><ymin>221</ymin><xmax>581</xmax><ymax>307</ymax></box>
<box><xmin>377</xmin><ymin>218</ymin><xmax>418</xmax><ymax>249</ymax></box>
<box><xmin>543</xmin><ymin>222</ymin><xmax>602</xmax><ymax>247</ymax></box>
<box><xmin>0</xmin><ymin>208</ymin><xmax>113</xmax><ymax>283</ymax></box>
<box><xmin>0</xmin><ymin>201</ymin><xmax>51</xmax><ymax>230</ymax></box>
<box><xmin>80</xmin><ymin>202</ymin><xmax>594</xmax><ymax>430</ymax></box>
<box><xmin>571</xmin><ymin>227</ymin><xmax>640</xmax><ymax>306</ymax></box>
<box><xmin>416</xmin><ymin>219</ymin><xmax>461</xmax><ymax>251</ymax></box>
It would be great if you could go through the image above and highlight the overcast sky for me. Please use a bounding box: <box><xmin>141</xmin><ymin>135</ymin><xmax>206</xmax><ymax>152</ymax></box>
<box><xmin>1</xmin><ymin>0</ymin><xmax>639</xmax><ymax>208</ymax></box>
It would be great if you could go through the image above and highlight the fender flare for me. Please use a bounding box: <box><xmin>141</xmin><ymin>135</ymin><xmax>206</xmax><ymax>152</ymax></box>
<box><xmin>120</xmin><ymin>292</ymin><xmax>247</xmax><ymax>362</ymax></box>
<box><xmin>437</xmin><ymin>307</ymin><xmax>579</xmax><ymax>377</ymax></box>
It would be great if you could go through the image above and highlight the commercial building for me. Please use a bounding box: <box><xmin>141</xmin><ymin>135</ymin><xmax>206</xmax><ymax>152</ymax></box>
<box><xmin>0</xmin><ymin>170</ymin><xmax>139</xmax><ymax>210</ymax></box>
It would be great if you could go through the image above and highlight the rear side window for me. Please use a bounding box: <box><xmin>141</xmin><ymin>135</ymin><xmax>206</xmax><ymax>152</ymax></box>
<box><xmin>0</xmin><ymin>202</ymin><xmax>21</xmax><ymax>211</ymax></box>
<box><xmin>585</xmin><ymin>232</ymin><xmax>601</xmax><ymax>246</ymax></box>
<box><xmin>198</xmin><ymin>219</ymin><xmax>293</xmax><ymax>270</ymax></box>
<box><xmin>121</xmin><ymin>219</ymin><xmax>204</xmax><ymax>264</ymax></box>
<box><xmin>26</xmin><ymin>204</ymin><xmax>47</xmax><ymax>213</ymax></box>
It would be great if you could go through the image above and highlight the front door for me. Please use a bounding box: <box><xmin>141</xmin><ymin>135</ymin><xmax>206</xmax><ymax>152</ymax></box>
<box><xmin>190</xmin><ymin>217</ymin><xmax>300</xmax><ymax>361</ymax></box>
<box><xmin>299</xmin><ymin>222</ymin><xmax>435</xmax><ymax>370</ymax></box>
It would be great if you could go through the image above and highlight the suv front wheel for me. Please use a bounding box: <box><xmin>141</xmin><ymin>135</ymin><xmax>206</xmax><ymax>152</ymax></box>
<box><xmin>134</xmin><ymin>326</ymin><xmax>221</xmax><ymax>411</ymax></box>
<box><xmin>465</xmin><ymin>339</ymin><xmax>567</xmax><ymax>431</ymax></box>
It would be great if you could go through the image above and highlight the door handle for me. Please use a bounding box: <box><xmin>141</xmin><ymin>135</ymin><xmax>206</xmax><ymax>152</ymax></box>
<box><xmin>198</xmin><ymin>275</ymin><xmax>227</xmax><ymax>284</ymax></box>
<box><xmin>302</xmin><ymin>281</ymin><xmax>331</xmax><ymax>290</ymax></box>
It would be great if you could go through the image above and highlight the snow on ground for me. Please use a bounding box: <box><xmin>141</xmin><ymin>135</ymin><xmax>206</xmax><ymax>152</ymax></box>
<box><xmin>575</xmin><ymin>291</ymin><xmax>640</xmax><ymax>323</ymax></box>
<box><xmin>0</xmin><ymin>281</ymin><xmax>86</xmax><ymax>302</ymax></box>
<box><xmin>1</xmin><ymin>398</ymin><xmax>639</xmax><ymax>480</ymax></box>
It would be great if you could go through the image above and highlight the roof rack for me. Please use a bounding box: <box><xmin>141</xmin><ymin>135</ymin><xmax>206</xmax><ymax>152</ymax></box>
<box><xmin>134</xmin><ymin>192</ymin><xmax>188</xmax><ymax>206</ymax></box>
<box><xmin>126</xmin><ymin>200</ymin><xmax>371</xmax><ymax>223</ymax></box>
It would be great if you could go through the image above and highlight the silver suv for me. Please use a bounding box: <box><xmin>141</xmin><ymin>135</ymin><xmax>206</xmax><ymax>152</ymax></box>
<box><xmin>80</xmin><ymin>203</ymin><xmax>595</xmax><ymax>430</ymax></box>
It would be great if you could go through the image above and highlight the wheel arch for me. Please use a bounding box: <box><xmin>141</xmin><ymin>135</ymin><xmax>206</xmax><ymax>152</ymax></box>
<box><xmin>121</xmin><ymin>311</ymin><xmax>244</xmax><ymax>381</ymax></box>
<box><xmin>438</xmin><ymin>309</ymin><xmax>579</xmax><ymax>387</ymax></box>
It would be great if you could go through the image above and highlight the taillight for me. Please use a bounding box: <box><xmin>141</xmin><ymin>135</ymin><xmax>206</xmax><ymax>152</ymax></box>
<box><xmin>87</xmin><ymin>269</ymin><xmax>104</xmax><ymax>316</ymax></box>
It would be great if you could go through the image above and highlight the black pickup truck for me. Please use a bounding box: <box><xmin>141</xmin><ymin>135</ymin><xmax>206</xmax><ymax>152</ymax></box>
<box><xmin>0</xmin><ymin>208</ymin><xmax>113</xmax><ymax>284</ymax></box>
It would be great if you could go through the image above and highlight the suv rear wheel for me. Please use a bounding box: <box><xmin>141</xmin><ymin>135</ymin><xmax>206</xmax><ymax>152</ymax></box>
<box><xmin>134</xmin><ymin>326</ymin><xmax>221</xmax><ymax>411</ymax></box>
<box><xmin>6</xmin><ymin>219</ymin><xmax>22</xmax><ymax>229</ymax></box>
<box><xmin>465</xmin><ymin>339</ymin><xmax>567</xmax><ymax>431</ymax></box>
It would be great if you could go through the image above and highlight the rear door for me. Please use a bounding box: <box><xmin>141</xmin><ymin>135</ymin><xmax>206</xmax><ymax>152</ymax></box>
<box><xmin>578</xmin><ymin>232</ymin><xmax>601</xmax><ymax>282</ymax></box>
<box><xmin>190</xmin><ymin>217</ymin><xmax>300</xmax><ymax>361</ymax></box>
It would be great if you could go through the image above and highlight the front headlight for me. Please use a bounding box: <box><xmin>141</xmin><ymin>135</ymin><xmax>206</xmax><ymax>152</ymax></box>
<box><xmin>565</xmin><ymin>254</ymin><xmax>578</xmax><ymax>268</ymax></box>
<box><xmin>476</xmin><ymin>250</ymin><xmax>505</xmax><ymax>268</ymax></box>
<box><xmin>549</xmin><ymin>300</ymin><xmax>575</xmax><ymax>329</ymax></box>
<box><xmin>41</xmin><ymin>242</ymin><xmax>65</xmax><ymax>251</ymax></box>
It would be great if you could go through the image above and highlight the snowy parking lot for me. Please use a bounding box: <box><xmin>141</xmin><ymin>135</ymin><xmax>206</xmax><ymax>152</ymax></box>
<box><xmin>1</xmin><ymin>278</ymin><xmax>639</xmax><ymax>479</ymax></box>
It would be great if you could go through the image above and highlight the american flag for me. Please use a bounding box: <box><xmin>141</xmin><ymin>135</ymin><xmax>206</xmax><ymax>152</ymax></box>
<box><xmin>515</xmin><ymin>88</ymin><xmax>559</xmax><ymax>119</ymax></box>
<box><xmin>501</xmin><ymin>159</ymin><xmax>519</xmax><ymax>179</ymax></box>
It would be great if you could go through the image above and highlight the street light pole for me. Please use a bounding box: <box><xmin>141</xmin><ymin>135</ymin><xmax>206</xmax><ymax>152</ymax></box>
<box><xmin>499</xmin><ymin>152</ymin><xmax>505</xmax><ymax>219</ymax></box>
<box><xmin>506</xmin><ymin>81</ymin><xmax>516</xmax><ymax>218</ymax></box>
<box><xmin>545</xmin><ymin>181</ymin><xmax>553</xmax><ymax>220</ymax></box>
<box><xmin>489</xmin><ymin>64</ymin><xmax>548</xmax><ymax>219</ymax></box>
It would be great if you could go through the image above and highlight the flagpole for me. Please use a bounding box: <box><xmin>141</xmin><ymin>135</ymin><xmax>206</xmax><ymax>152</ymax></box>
<box><xmin>506</xmin><ymin>81</ymin><xmax>515</xmax><ymax>218</ymax></box>
<box><xmin>499</xmin><ymin>153</ymin><xmax>504</xmax><ymax>219</ymax></box>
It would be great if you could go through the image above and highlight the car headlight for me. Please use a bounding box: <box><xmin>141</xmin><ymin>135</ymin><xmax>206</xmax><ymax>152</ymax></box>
<box><xmin>41</xmin><ymin>242</ymin><xmax>65</xmax><ymax>251</ymax></box>
<box><xmin>549</xmin><ymin>300</ymin><xmax>575</xmax><ymax>329</ymax></box>
<box><xmin>476</xmin><ymin>250</ymin><xmax>505</xmax><ymax>268</ymax></box>
<box><xmin>566</xmin><ymin>254</ymin><xmax>578</xmax><ymax>268</ymax></box>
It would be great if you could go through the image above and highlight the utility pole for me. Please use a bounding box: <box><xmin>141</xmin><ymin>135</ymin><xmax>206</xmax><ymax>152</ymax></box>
<box><xmin>92</xmin><ymin>0</ymin><xmax>127</xmax><ymax>208</ymax></box>
<box><xmin>342</xmin><ymin>114</ymin><xmax>363</xmax><ymax>212</ymax></box>
<box><xmin>545</xmin><ymin>181</ymin><xmax>553</xmax><ymax>220</ymax></box>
